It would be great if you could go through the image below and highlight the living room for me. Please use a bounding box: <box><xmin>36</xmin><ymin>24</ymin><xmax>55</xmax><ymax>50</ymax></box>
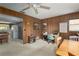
<box><xmin>0</xmin><ymin>3</ymin><xmax>79</xmax><ymax>56</ymax></box>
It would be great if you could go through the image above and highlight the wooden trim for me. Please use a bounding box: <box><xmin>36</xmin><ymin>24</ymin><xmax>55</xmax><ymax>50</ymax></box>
<box><xmin>0</xmin><ymin>6</ymin><xmax>24</xmax><ymax>17</ymax></box>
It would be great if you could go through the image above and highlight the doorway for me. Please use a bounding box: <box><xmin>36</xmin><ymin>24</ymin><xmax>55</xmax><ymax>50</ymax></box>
<box><xmin>11</xmin><ymin>22</ymin><xmax>23</xmax><ymax>40</ymax></box>
<box><xmin>0</xmin><ymin>14</ymin><xmax>23</xmax><ymax>44</ymax></box>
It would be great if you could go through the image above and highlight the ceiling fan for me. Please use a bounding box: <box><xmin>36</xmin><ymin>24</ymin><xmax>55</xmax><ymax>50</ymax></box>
<box><xmin>20</xmin><ymin>3</ymin><xmax>50</xmax><ymax>14</ymax></box>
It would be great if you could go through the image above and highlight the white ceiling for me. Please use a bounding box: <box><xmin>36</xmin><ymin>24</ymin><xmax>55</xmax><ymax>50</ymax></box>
<box><xmin>0</xmin><ymin>3</ymin><xmax>79</xmax><ymax>19</ymax></box>
<box><xmin>0</xmin><ymin>14</ymin><xmax>23</xmax><ymax>24</ymax></box>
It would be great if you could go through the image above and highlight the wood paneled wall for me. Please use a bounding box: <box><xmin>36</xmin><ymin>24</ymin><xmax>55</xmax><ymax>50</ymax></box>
<box><xmin>0</xmin><ymin>6</ymin><xmax>41</xmax><ymax>44</ymax></box>
<box><xmin>41</xmin><ymin>12</ymin><xmax>79</xmax><ymax>39</ymax></box>
<box><xmin>23</xmin><ymin>16</ymin><xmax>41</xmax><ymax>43</ymax></box>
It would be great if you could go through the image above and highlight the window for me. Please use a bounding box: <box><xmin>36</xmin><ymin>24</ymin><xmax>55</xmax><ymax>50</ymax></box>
<box><xmin>69</xmin><ymin>19</ymin><xmax>79</xmax><ymax>31</ymax></box>
<box><xmin>0</xmin><ymin>24</ymin><xmax>9</xmax><ymax>31</ymax></box>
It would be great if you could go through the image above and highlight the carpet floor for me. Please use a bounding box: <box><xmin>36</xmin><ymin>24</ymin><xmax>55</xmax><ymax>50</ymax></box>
<box><xmin>0</xmin><ymin>39</ymin><xmax>57</xmax><ymax>56</ymax></box>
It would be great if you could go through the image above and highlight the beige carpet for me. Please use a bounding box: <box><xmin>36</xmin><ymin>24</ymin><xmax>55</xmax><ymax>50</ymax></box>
<box><xmin>0</xmin><ymin>39</ymin><xmax>57</xmax><ymax>56</ymax></box>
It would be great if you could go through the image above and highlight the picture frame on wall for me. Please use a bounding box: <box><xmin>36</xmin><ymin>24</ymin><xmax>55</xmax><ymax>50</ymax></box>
<box><xmin>33</xmin><ymin>22</ymin><xmax>39</xmax><ymax>30</ymax></box>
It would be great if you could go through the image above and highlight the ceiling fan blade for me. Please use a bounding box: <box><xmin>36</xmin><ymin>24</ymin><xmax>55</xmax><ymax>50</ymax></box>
<box><xmin>20</xmin><ymin>11</ymin><xmax>25</xmax><ymax>14</ymax></box>
<box><xmin>40</xmin><ymin>5</ymin><xmax>50</xmax><ymax>9</ymax></box>
<box><xmin>22</xmin><ymin>7</ymin><xmax>30</xmax><ymax>11</ymax></box>
<box><xmin>32</xmin><ymin>6</ymin><xmax>38</xmax><ymax>14</ymax></box>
